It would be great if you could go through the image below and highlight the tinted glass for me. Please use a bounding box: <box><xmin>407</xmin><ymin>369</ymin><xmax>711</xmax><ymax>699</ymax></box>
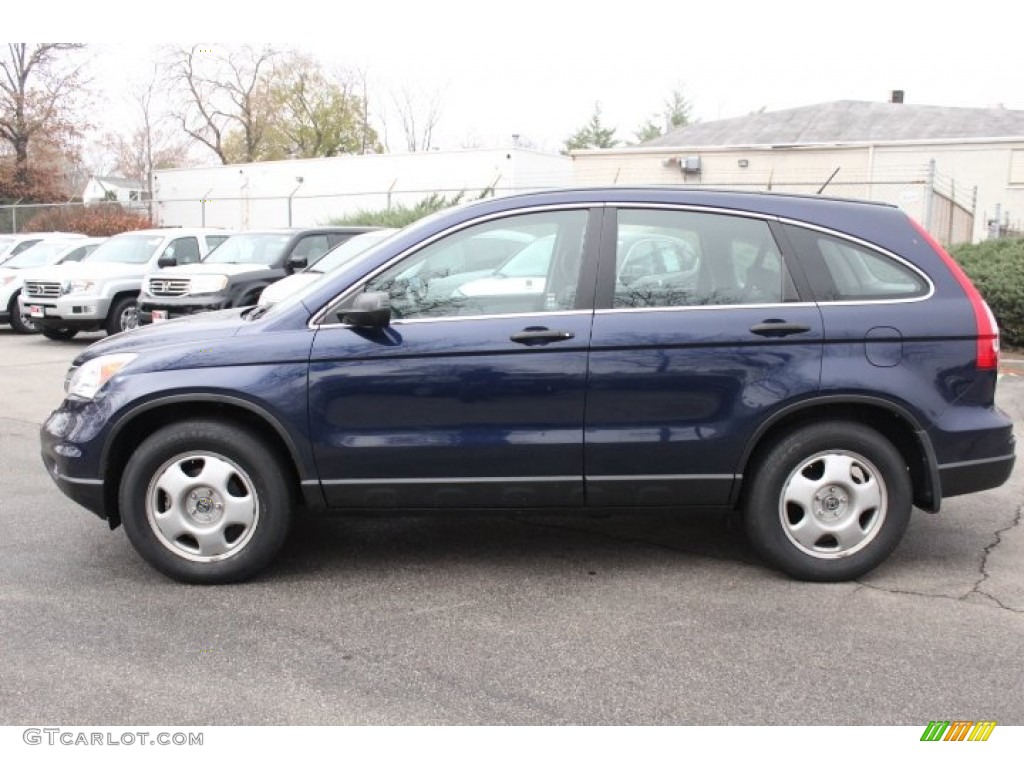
<box><xmin>614</xmin><ymin>209</ymin><xmax>789</xmax><ymax>308</ymax></box>
<box><xmin>784</xmin><ymin>225</ymin><xmax>928</xmax><ymax>301</ymax></box>
<box><xmin>164</xmin><ymin>237</ymin><xmax>201</xmax><ymax>265</ymax></box>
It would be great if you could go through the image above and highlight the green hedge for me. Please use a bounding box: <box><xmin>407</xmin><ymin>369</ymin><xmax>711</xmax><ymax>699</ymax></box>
<box><xmin>329</xmin><ymin>192</ymin><xmax>467</xmax><ymax>229</ymax></box>
<box><xmin>951</xmin><ymin>238</ymin><xmax>1024</xmax><ymax>349</ymax></box>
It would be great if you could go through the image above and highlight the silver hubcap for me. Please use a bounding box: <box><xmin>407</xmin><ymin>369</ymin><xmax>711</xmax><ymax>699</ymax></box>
<box><xmin>146</xmin><ymin>453</ymin><xmax>259</xmax><ymax>562</ymax></box>
<box><xmin>120</xmin><ymin>304</ymin><xmax>139</xmax><ymax>331</ymax></box>
<box><xmin>779</xmin><ymin>450</ymin><xmax>887</xmax><ymax>559</ymax></box>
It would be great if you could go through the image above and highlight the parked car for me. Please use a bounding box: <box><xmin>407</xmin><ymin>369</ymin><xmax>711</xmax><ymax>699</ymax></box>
<box><xmin>0</xmin><ymin>232</ymin><xmax>87</xmax><ymax>265</ymax></box>
<box><xmin>258</xmin><ymin>229</ymin><xmax>398</xmax><ymax>308</ymax></box>
<box><xmin>41</xmin><ymin>188</ymin><xmax>1014</xmax><ymax>584</ymax></box>
<box><xmin>0</xmin><ymin>238</ymin><xmax>105</xmax><ymax>333</ymax></box>
<box><xmin>138</xmin><ymin>227</ymin><xmax>381</xmax><ymax>324</ymax></box>
<box><xmin>20</xmin><ymin>228</ymin><xmax>231</xmax><ymax>340</ymax></box>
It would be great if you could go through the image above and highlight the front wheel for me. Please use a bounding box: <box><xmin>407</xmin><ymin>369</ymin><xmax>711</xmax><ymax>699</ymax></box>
<box><xmin>106</xmin><ymin>296</ymin><xmax>139</xmax><ymax>335</ymax></box>
<box><xmin>8</xmin><ymin>294</ymin><xmax>38</xmax><ymax>334</ymax></box>
<box><xmin>119</xmin><ymin>420</ymin><xmax>292</xmax><ymax>583</ymax></box>
<box><xmin>744</xmin><ymin>421</ymin><xmax>912</xmax><ymax>581</ymax></box>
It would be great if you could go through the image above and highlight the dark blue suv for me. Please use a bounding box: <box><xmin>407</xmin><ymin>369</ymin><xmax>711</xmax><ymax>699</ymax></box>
<box><xmin>40</xmin><ymin>188</ymin><xmax>1015</xmax><ymax>583</ymax></box>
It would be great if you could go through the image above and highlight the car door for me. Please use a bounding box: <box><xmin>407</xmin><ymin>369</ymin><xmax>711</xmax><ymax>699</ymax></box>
<box><xmin>308</xmin><ymin>207</ymin><xmax>601</xmax><ymax>509</ymax></box>
<box><xmin>584</xmin><ymin>206</ymin><xmax>824</xmax><ymax>507</ymax></box>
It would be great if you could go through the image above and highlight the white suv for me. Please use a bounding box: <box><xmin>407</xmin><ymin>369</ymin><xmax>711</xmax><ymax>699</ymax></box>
<box><xmin>21</xmin><ymin>228</ymin><xmax>231</xmax><ymax>340</ymax></box>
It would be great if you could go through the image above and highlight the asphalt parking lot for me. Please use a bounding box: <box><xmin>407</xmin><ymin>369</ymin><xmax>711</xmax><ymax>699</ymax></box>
<box><xmin>0</xmin><ymin>328</ymin><xmax>1021</xmax><ymax>726</ymax></box>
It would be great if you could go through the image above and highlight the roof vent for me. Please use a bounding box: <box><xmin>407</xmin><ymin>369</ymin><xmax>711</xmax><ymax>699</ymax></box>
<box><xmin>891</xmin><ymin>90</ymin><xmax>905</xmax><ymax>104</ymax></box>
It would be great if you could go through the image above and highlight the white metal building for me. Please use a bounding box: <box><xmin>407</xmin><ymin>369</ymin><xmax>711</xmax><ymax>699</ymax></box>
<box><xmin>152</xmin><ymin>149</ymin><xmax>573</xmax><ymax>230</ymax></box>
<box><xmin>571</xmin><ymin>100</ymin><xmax>1024</xmax><ymax>243</ymax></box>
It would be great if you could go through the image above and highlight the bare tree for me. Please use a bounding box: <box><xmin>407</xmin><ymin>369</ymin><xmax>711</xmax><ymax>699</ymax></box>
<box><xmin>103</xmin><ymin>64</ymin><xmax>190</xmax><ymax>184</ymax></box>
<box><xmin>390</xmin><ymin>86</ymin><xmax>443</xmax><ymax>152</ymax></box>
<box><xmin>167</xmin><ymin>44</ymin><xmax>279</xmax><ymax>164</ymax></box>
<box><xmin>0</xmin><ymin>43</ymin><xmax>87</xmax><ymax>200</ymax></box>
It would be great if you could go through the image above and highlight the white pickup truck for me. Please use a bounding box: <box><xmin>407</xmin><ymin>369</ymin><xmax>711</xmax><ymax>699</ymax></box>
<box><xmin>20</xmin><ymin>228</ymin><xmax>231</xmax><ymax>340</ymax></box>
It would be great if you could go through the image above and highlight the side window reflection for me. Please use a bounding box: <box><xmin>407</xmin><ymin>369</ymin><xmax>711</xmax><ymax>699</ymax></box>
<box><xmin>362</xmin><ymin>210</ymin><xmax>589</xmax><ymax>320</ymax></box>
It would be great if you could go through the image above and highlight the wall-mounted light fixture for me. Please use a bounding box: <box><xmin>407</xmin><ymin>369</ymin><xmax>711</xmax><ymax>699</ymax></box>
<box><xmin>738</xmin><ymin>159</ymin><xmax>749</xmax><ymax>168</ymax></box>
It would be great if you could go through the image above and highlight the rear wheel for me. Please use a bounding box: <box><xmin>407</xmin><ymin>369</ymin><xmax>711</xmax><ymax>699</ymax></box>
<box><xmin>8</xmin><ymin>294</ymin><xmax>38</xmax><ymax>334</ymax></box>
<box><xmin>40</xmin><ymin>325</ymin><xmax>78</xmax><ymax>341</ymax></box>
<box><xmin>744</xmin><ymin>421</ymin><xmax>912</xmax><ymax>581</ymax></box>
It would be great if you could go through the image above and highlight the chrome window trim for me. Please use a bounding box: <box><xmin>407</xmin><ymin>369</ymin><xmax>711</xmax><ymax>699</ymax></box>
<box><xmin>309</xmin><ymin>203</ymin><xmax>597</xmax><ymax>329</ymax></box>
<box><xmin>777</xmin><ymin>217</ymin><xmax>936</xmax><ymax>304</ymax></box>
<box><xmin>595</xmin><ymin>302</ymin><xmax>818</xmax><ymax>315</ymax></box>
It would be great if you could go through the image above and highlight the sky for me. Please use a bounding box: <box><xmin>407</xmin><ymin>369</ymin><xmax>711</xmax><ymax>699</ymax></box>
<box><xmin>14</xmin><ymin>0</ymin><xmax>1024</xmax><ymax>159</ymax></box>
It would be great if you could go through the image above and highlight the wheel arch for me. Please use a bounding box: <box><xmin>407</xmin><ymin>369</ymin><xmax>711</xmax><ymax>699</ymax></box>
<box><xmin>734</xmin><ymin>395</ymin><xmax>941</xmax><ymax>513</ymax></box>
<box><xmin>101</xmin><ymin>394</ymin><xmax>324</xmax><ymax>527</ymax></box>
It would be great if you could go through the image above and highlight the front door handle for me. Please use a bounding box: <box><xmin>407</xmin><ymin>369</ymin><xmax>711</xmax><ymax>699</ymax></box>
<box><xmin>749</xmin><ymin>320</ymin><xmax>812</xmax><ymax>337</ymax></box>
<box><xmin>510</xmin><ymin>327</ymin><xmax>576</xmax><ymax>346</ymax></box>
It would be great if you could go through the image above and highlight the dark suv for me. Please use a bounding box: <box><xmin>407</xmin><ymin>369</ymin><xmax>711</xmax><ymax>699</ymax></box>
<box><xmin>138</xmin><ymin>227</ymin><xmax>379</xmax><ymax>324</ymax></box>
<box><xmin>41</xmin><ymin>188</ymin><xmax>1015</xmax><ymax>583</ymax></box>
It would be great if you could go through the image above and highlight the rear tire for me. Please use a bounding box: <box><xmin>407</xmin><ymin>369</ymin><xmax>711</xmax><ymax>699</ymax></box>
<box><xmin>40</xmin><ymin>326</ymin><xmax>79</xmax><ymax>341</ymax></box>
<box><xmin>119</xmin><ymin>419</ymin><xmax>292</xmax><ymax>584</ymax></box>
<box><xmin>744</xmin><ymin>421</ymin><xmax>912</xmax><ymax>581</ymax></box>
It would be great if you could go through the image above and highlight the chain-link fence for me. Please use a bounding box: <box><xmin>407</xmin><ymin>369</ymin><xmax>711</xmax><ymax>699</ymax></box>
<box><xmin>2</xmin><ymin>162</ymin><xmax>978</xmax><ymax>246</ymax></box>
<box><xmin>0</xmin><ymin>200</ymin><xmax>153</xmax><ymax>236</ymax></box>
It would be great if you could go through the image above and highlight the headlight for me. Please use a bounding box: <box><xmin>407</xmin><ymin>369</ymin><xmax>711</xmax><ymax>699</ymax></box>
<box><xmin>188</xmin><ymin>275</ymin><xmax>229</xmax><ymax>294</ymax></box>
<box><xmin>63</xmin><ymin>279</ymin><xmax>95</xmax><ymax>295</ymax></box>
<box><xmin>65</xmin><ymin>353</ymin><xmax>137</xmax><ymax>400</ymax></box>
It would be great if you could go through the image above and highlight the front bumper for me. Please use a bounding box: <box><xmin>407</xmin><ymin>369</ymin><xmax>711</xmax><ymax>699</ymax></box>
<box><xmin>139</xmin><ymin>294</ymin><xmax>230</xmax><ymax>324</ymax></box>
<box><xmin>40</xmin><ymin>404</ymin><xmax>109</xmax><ymax>522</ymax></box>
<box><xmin>19</xmin><ymin>294</ymin><xmax>112</xmax><ymax>329</ymax></box>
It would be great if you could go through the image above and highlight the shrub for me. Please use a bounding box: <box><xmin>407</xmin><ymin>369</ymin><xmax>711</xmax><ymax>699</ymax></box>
<box><xmin>329</xmin><ymin>188</ymin><xmax>495</xmax><ymax>229</ymax></box>
<box><xmin>22</xmin><ymin>204</ymin><xmax>154</xmax><ymax>237</ymax></box>
<box><xmin>952</xmin><ymin>238</ymin><xmax>1024</xmax><ymax>349</ymax></box>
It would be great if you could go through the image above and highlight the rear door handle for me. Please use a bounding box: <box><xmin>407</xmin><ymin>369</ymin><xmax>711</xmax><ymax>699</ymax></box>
<box><xmin>749</xmin><ymin>320</ymin><xmax>811</xmax><ymax>337</ymax></box>
<box><xmin>510</xmin><ymin>327</ymin><xmax>576</xmax><ymax>345</ymax></box>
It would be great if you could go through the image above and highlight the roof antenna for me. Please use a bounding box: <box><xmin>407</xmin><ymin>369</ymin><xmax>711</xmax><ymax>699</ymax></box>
<box><xmin>817</xmin><ymin>166</ymin><xmax>841</xmax><ymax>195</ymax></box>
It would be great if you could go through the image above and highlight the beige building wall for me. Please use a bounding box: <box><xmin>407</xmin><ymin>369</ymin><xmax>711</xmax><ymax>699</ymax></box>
<box><xmin>572</xmin><ymin>139</ymin><xmax>1024</xmax><ymax>242</ymax></box>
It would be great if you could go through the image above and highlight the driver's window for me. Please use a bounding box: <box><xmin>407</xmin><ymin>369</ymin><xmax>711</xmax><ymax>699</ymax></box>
<box><xmin>362</xmin><ymin>210</ymin><xmax>588</xmax><ymax>320</ymax></box>
<box><xmin>614</xmin><ymin>209</ymin><xmax>787</xmax><ymax>308</ymax></box>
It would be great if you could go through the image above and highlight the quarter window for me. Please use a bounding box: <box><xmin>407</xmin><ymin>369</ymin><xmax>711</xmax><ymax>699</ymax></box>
<box><xmin>360</xmin><ymin>210</ymin><xmax>589</xmax><ymax>320</ymax></box>
<box><xmin>614</xmin><ymin>209</ymin><xmax>792</xmax><ymax>308</ymax></box>
<box><xmin>784</xmin><ymin>225</ymin><xmax>928</xmax><ymax>301</ymax></box>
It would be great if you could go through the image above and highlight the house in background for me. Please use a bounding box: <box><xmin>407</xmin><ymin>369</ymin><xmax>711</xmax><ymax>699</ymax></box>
<box><xmin>571</xmin><ymin>97</ymin><xmax>1024</xmax><ymax>243</ymax></box>
<box><xmin>82</xmin><ymin>176</ymin><xmax>149</xmax><ymax>211</ymax></box>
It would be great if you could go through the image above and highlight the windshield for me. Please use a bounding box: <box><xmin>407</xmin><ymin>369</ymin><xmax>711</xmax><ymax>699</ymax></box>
<box><xmin>203</xmin><ymin>233</ymin><xmax>293</xmax><ymax>265</ymax></box>
<box><xmin>309</xmin><ymin>230</ymin><xmax>397</xmax><ymax>273</ymax></box>
<box><xmin>5</xmin><ymin>241</ymin><xmax>73</xmax><ymax>268</ymax></box>
<box><xmin>88</xmin><ymin>234</ymin><xmax>164</xmax><ymax>264</ymax></box>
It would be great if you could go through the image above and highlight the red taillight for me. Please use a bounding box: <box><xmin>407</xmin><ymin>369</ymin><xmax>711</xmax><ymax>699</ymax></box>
<box><xmin>910</xmin><ymin>219</ymin><xmax>1000</xmax><ymax>370</ymax></box>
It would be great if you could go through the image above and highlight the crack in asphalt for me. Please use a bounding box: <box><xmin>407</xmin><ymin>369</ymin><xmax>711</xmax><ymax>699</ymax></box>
<box><xmin>0</xmin><ymin>415</ymin><xmax>44</xmax><ymax>429</ymax></box>
<box><xmin>856</xmin><ymin>502</ymin><xmax>1024</xmax><ymax>615</ymax></box>
<box><xmin>967</xmin><ymin>501</ymin><xmax>1024</xmax><ymax>613</ymax></box>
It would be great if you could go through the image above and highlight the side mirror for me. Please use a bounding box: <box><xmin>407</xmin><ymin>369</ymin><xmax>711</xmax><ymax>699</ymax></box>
<box><xmin>158</xmin><ymin>253</ymin><xmax>177</xmax><ymax>268</ymax></box>
<box><xmin>286</xmin><ymin>254</ymin><xmax>308</xmax><ymax>272</ymax></box>
<box><xmin>340</xmin><ymin>291</ymin><xmax>391</xmax><ymax>328</ymax></box>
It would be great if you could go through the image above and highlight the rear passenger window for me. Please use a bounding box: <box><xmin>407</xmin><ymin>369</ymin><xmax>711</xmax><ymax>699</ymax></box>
<box><xmin>784</xmin><ymin>225</ymin><xmax>929</xmax><ymax>301</ymax></box>
<box><xmin>614</xmin><ymin>209</ymin><xmax>793</xmax><ymax>308</ymax></box>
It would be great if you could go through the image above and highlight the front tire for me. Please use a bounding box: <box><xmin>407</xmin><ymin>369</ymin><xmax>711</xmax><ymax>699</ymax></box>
<box><xmin>8</xmin><ymin>294</ymin><xmax>38</xmax><ymax>334</ymax></box>
<box><xmin>106</xmin><ymin>296</ymin><xmax>139</xmax><ymax>335</ymax></box>
<box><xmin>744</xmin><ymin>421</ymin><xmax>912</xmax><ymax>581</ymax></box>
<box><xmin>119</xmin><ymin>420</ymin><xmax>292</xmax><ymax>583</ymax></box>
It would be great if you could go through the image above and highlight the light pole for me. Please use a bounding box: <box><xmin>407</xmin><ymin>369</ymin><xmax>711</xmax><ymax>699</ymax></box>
<box><xmin>288</xmin><ymin>176</ymin><xmax>304</xmax><ymax>227</ymax></box>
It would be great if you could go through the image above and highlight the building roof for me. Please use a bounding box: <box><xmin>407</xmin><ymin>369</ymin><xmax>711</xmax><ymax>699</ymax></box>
<box><xmin>643</xmin><ymin>100</ymin><xmax>1024</xmax><ymax>148</ymax></box>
